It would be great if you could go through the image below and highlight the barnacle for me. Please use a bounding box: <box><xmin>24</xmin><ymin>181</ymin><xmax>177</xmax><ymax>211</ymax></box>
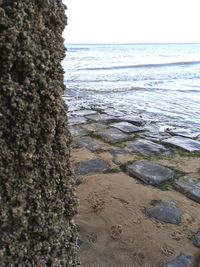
<box><xmin>0</xmin><ymin>1</ymin><xmax>79</xmax><ymax>266</ymax></box>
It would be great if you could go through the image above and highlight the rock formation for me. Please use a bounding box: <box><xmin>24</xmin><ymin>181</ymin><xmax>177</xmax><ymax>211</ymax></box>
<box><xmin>0</xmin><ymin>0</ymin><xmax>79</xmax><ymax>266</ymax></box>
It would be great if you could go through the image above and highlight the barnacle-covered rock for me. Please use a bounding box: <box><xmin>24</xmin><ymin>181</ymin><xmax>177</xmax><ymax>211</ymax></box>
<box><xmin>0</xmin><ymin>0</ymin><xmax>79</xmax><ymax>266</ymax></box>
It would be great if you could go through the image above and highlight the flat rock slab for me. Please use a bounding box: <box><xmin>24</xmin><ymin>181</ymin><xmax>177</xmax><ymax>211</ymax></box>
<box><xmin>128</xmin><ymin>139</ymin><xmax>170</xmax><ymax>156</ymax></box>
<box><xmin>119</xmin><ymin>115</ymin><xmax>146</xmax><ymax>126</ymax></box>
<box><xmin>71</xmin><ymin>109</ymin><xmax>97</xmax><ymax>117</ymax></box>
<box><xmin>104</xmin><ymin>110</ymin><xmax>125</xmax><ymax>117</ymax></box>
<box><xmin>140</xmin><ymin>130</ymin><xmax>171</xmax><ymax>142</ymax></box>
<box><xmin>110</xmin><ymin>147</ymin><xmax>129</xmax><ymax>156</ymax></box>
<box><xmin>82</xmin><ymin>123</ymin><xmax>108</xmax><ymax>133</ymax></box>
<box><xmin>75</xmin><ymin>159</ymin><xmax>110</xmax><ymax>175</ymax></box>
<box><xmin>68</xmin><ymin>116</ymin><xmax>87</xmax><ymax>126</ymax></box>
<box><xmin>86</xmin><ymin>114</ymin><xmax>117</xmax><ymax>123</ymax></box>
<box><xmin>99</xmin><ymin>128</ymin><xmax>132</xmax><ymax>144</ymax></box>
<box><xmin>74</xmin><ymin>137</ymin><xmax>104</xmax><ymax>152</ymax></box>
<box><xmin>174</xmin><ymin>177</ymin><xmax>200</xmax><ymax>204</ymax></box>
<box><xmin>126</xmin><ymin>160</ymin><xmax>174</xmax><ymax>186</ymax></box>
<box><xmin>160</xmin><ymin>253</ymin><xmax>192</xmax><ymax>267</ymax></box>
<box><xmin>110</xmin><ymin>122</ymin><xmax>142</xmax><ymax>133</ymax></box>
<box><xmin>162</xmin><ymin>136</ymin><xmax>200</xmax><ymax>152</ymax></box>
<box><xmin>146</xmin><ymin>201</ymin><xmax>182</xmax><ymax>224</ymax></box>
<box><xmin>193</xmin><ymin>231</ymin><xmax>200</xmax><ymax>248</ymax></box>
<box><xmin>70</xmin><ymin>126</ymin><xmax>89</xmax><ymax>137</ymax></box>
<box><xmin>167</xmin><ymin>127</ymin><xmax>200</xmax><ymax>139</ymax></box>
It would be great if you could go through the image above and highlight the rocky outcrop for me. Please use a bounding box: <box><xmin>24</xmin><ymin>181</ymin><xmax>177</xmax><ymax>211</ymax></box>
<box><xmin>0</xmin><ymin>0</ymin><xmax>79</xmax><ymax>266</ymax></box>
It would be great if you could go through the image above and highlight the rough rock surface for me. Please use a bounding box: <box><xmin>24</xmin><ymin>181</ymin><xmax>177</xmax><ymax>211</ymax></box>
<box><xmin>128</xmin><ymin>139</ymin><xmax>170</xmax><ymax>156</ymax></box>
<box><xmin>146</xmin><ymin>201</ymin><xmax>182</xmax><ymax>224</ymax></box>
<box><xmin>0</xmin><ymin>1</ymin><xmax>78</xmax><ymax>266</ymax></box>
<box><xmin>160</xmin><ymin>253</ymin><xmax>192</xmax><ymax>267</ymax></box>
<box><xmin>126</xmin><ymin>161</ymin><xmax>174</xmax><ymax>186</ymax></box>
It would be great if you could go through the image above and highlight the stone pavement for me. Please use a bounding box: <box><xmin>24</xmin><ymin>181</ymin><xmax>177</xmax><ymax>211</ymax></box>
<box><xmin>70</xmin><ymin>107</ymin><xmax>200</xmax><ymax>266</ymax></box>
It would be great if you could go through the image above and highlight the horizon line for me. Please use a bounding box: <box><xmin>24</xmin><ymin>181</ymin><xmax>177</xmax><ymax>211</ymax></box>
<box><xmin>65</xmin><ymin>42</ymin><xmax>200</xmax><ymax>45</ymax></box>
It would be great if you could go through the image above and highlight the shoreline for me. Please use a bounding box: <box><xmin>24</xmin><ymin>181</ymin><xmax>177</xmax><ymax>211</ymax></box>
<box><xmin>70</xmin><ymin>105</ymin><xmax>200</xmax><ymax>266</ymax></box>
<box><xmin>63</xmin><ymin>88</ymin><xmax>200</xmax><ymax>134</ymax></box>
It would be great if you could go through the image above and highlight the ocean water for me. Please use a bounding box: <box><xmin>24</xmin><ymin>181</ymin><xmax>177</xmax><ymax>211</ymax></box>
<box><xmin>63</xmin><ymin>43</ymin><xmax>200</xmax><ymax>131</ymax></box>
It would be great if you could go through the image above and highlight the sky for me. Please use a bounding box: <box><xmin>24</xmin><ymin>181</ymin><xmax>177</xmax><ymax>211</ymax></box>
<box><xmin>62</xmin><ymin>0</ymin><xmax>200</xmax><ymax>44</ymax></box>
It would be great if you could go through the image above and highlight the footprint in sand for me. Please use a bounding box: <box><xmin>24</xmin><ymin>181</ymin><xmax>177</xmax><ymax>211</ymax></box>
<box><xmin>131</xmin><ymin>217</ymin><xmax>142</xmax><ymax>224</ymax></box>
<box><xmin>180</xmin><ymin>214</ymin><xmax>194</xmax><ymax>233</ymax></box>
<box><xmin>182</xmin><ymin>213</ymin><xmax>194</xmax><ymax>225</ymax></box>
<box><xmin>86</xmin><ymin>232</ymin><xmax>97</xmax><ymax>244</ymax></box>
<box><xmin>161</xmin><ymin>244</ymin><xmax>175</xmax><ymax>256</ymax></box>
<box><xmin>170</xmin><ymin>230</ymin><xmax>184</xmax><ymax>241</ymax></box>
<box><xmin>87</xmin><ymin>192</ymin><xmax>105</xmax><ymax>213</ymax></box>
<box><xmin>110</xmin><ymin>225</ymin><xmax>123</xmax><ymax>239</ymax></box>
<box><xmin>132</xmin><ymin>251</ymin><xmax>145</xmax><ymax>265</ymax></box>
<box><xmin>126</xmin><ymin>236</ymin><xmax>134</xmax><ymax>244</ymax></box>
<box><xmin>154</xmin><ymin>221</ymin><xmax>165</xmax><ymax>229</ymax></box>
<box><xmin>91</xmin><ymin>197</ymin><xmax>105</xmax><ymax>213</ymax></box>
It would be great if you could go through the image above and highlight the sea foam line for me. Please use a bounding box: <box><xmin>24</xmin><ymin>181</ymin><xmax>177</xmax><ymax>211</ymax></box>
<box><xmin>78</xmin><ymin>60</ymin><xmax>200</xmax><ymax>71</ymax></box>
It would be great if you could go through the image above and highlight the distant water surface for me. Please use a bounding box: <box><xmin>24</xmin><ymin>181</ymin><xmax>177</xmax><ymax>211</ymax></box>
<box><xmin>63</xmin><ymin>43</ymin><xmax>200</xmax><ymax>130</ymax></box>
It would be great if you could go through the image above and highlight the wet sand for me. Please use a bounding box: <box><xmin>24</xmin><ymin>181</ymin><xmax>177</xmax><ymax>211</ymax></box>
<box><xmin>70</xmin><ymin>108</ymin><xmax>200</xmax><ymax>267</ymax></box>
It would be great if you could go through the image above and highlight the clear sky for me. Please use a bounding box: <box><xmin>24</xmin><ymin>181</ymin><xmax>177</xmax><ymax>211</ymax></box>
<box><xmin>62</xmin><ymin>0</ymin><xmax>200</xmax><ymax>44</ymax></box>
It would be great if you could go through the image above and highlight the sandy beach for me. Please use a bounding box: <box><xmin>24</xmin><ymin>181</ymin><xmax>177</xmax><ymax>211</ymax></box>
<box><xmin>69</xmin><ymin>107</ymin><xmax>200</xmax><ymax>267</ymax></box>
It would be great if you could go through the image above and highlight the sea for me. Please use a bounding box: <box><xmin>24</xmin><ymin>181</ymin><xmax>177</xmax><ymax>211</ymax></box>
<box><xmin>62</xmin><ymin>43</ymin><xmax>200</xmax><ymax>131</ymax></box>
